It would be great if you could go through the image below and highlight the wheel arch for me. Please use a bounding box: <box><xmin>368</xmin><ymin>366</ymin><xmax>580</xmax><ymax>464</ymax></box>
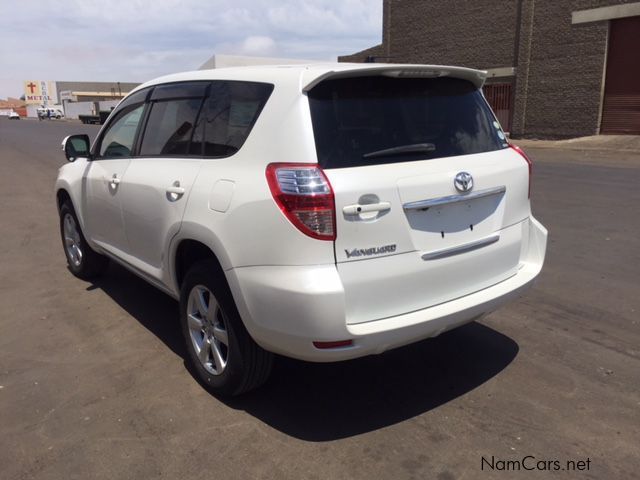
<box><xmin>172</xmin><ymin>235</ymin><xmax>234</xmax><ymax>296</ymax></box>
<box><xmin>56</xmin><ymin>188</ymin><xmax>72</xmax><ymax>212</ymax></box>
<box><xmin>55</xmin><ymin>178</ymin><xmax>95</xmax><ymax>251</ymax></box>
<box><xmin>170</xmin><ymin>219</ymin><xmax>235</xmax><ymax>289</ymax></box>
<box><xmin>175</xmin><ymin>237</ymin><xmax>274</xmax><ymax>395</ymax></box>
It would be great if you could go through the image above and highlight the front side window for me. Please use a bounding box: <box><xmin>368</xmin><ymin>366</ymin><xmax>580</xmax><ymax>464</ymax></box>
<box><xmin>190</xmin><ymin>81</ymin><xmax>273</xmax><ymax>158</ymax></box>
<box><xmin>139</xmin><ymin>98</ymin><xmax>203</xmax><ymax>156</ymax></box>
<box><xmin>98</xmin><ymin>105</ymin><xmax>145</xmax><ymax>158</ymax></box>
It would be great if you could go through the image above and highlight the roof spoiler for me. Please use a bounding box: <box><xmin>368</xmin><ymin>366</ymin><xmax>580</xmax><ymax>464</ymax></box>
<box><xmin>302</xmin><ymin>65</ymin><xmax>487</xmax><ymax>92</ymax></box>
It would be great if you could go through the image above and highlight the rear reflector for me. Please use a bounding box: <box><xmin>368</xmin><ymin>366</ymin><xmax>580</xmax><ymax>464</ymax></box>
<box><xmin>313</xmin><ymin>340</ymin><xmax>353</xmax><ymax>349</ymax></box>
<box><xmin>266</xmin><ymin>163</ymin><xmax>336</xmax><ymax>240</ymax></box>
<box><xmin>509</xmin><ymin>144</ymin><xmax>533</xmax><ymax>198</ymax></box>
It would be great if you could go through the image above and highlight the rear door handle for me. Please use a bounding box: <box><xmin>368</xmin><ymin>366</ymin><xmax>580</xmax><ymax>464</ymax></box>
<box><xmin>166</xmin><ymin>186</ymin><xmax>185</xmax><ymax>195</ymax></box>
<box><xmin>342</xmin><ymin>202</ymin><xmax>391</xmax><ymax>215</ymax></box>
<box><xmin>166</xmin><ymin>181</ymin><xmax>185</xmax><ymax>201</ymax></box>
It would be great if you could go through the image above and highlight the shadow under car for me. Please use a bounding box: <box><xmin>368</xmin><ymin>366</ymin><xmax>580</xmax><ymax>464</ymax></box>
<box><xmin>88</xmin><ymin>262</ymin><xmax>519</xmax><ymax>441</ymax></box>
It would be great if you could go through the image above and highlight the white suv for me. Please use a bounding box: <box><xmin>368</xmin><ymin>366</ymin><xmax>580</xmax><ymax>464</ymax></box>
<box><xmin>56</xmin><ymin>64</ymin><xmax>547</xmax><ymax>395</ymax></box>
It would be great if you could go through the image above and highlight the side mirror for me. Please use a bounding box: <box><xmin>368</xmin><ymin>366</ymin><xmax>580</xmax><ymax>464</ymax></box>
<box><xmin>62</xmin><ymin>134</ymin><xmax>91</xmax><ymax>162</ymax></box>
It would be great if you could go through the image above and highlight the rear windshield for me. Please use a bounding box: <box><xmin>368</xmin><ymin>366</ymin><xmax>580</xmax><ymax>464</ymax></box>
<box><xmin>308</xmin><ymin>76</ymin><xmax>508</xmax><ymax>169</ymax></box>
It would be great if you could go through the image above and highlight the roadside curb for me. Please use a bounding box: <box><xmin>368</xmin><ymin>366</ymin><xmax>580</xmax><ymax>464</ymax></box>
<box><xmin>514</xmin><ymin>142</ymin><xmax>640</xmax><ymax>154</ymax></box>
<box><xmin>513</xmin><ymin>135</ymin><xmax>640</xmax><ymax>154</ymax></box>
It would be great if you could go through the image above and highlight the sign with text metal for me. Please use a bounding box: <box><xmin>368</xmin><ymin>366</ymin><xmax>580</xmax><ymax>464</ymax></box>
<box><xmin>24</xmin><ymin>80</ymin><xmax>58</xmax><ymax>105</ymax></box>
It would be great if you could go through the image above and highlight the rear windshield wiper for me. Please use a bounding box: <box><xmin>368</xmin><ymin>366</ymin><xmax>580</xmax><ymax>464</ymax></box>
<box><xmin>363</xmin><ymin>143</ymin><xmax>436</xmax><ymax>159</ymax></box>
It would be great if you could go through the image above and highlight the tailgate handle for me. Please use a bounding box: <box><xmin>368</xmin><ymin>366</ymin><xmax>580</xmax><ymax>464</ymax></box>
<box><xmin>343</xmin><ymin>202</ymin><xmax>391</xmax><ymax>216</ymax></box>
<box><xmin>403</xmin><ymin>185</ymin><xmax>506</xmax><ymax>210</ymax></box>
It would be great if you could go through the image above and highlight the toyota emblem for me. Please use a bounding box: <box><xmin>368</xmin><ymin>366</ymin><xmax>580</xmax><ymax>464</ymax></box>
<box><xmin>454</xmin><ymin>172</ymin><xmax>473</xmax><ymax>193</ymax></box>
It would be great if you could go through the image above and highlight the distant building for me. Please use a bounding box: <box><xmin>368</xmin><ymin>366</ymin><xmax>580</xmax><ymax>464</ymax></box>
<box><xmin>23</xmin><ymin>80</ymin><xmax>140</xmax><ymax>118</ymax></box>
<box><xmin>340</xmin><ymin>1</ymin><xmax>640</xmax><ymax>137</ymax></box>
<box><xmin>199</xmin><ymin>54</ymin><xmax>322</xmax><ymax>70</ymax></box>
<box><xmin>0</xmin><ymin>97</ymin><xmax>26</xmax><ymax>117</ymax></box>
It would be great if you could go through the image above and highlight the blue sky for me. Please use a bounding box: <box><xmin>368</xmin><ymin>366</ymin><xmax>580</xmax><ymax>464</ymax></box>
<box><xmin>0</xmin><ymin>0</ymin><xmax>382</xmax><ymax>98</ymax></box>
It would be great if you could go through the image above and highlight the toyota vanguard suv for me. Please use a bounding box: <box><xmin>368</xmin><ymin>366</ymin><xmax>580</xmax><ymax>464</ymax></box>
<box><xmin>56</xmin><ymin>64</ymin><xmax>547</xmax><ymax>395</ymax></box>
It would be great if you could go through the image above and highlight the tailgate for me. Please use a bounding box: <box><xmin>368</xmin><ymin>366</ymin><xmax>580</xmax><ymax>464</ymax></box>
<box><xmin>307</xmin><ymin>73</ymin><xmax>531</xmax><ymax>324</ymax></box>
<box><xmin>325</xmin><ymin>149</ymin><xmax>529</xmax><ymax>324</ymax></box>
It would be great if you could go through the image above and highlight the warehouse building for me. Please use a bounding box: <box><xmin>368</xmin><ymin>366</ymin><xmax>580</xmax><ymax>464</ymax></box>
<box><xmin>340</xmin><ymin>1</ymin><xmax>640</xmax><ymax>138</ymax></box>
<box><xmin>199</xmin><ymin>53</ymin><xmax>322</xmax><ymax>70</ymax></box>
<box><xmin>23</xmin><ymin>80</ymin><xmax>140</xmax><ymax>118</ymax></box>
<box><xmin>21</xmin><ymin>57</ymin><xmax>321</xmax><ymax>118</ymax></box>
<box><xmin>56</xmin><ymin>81</ymin><xmax>140</xmax><ymax>119</ymax></box>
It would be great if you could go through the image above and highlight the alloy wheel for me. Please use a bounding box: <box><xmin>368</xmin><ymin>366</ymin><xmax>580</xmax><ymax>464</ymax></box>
<box><xmin>187</xmin><ymin>285</ymin><xmax>229</xmax><ymax>375</ymax></box>
<box><xmin>63</xmin><ymin>213</ymin><xmax>83</xmax><ymax>267</ymax></box>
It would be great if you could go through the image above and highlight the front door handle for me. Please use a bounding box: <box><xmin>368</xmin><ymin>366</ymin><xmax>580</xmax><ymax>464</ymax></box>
<box><xmin>342</xmin><ymin>201</ymin><xmax>391</xmax><ymax>216</ymax></box>
<box><xmin>109</xmin><ymin>174</ymin><xmax>121</xmax><ymax>188</ymax></box>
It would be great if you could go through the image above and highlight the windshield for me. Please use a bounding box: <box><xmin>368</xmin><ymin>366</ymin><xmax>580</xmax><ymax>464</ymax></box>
<box><xmin>308</xmin><ymin>76</ymin><xmax>508</xmax><ymax>169</ymax></box>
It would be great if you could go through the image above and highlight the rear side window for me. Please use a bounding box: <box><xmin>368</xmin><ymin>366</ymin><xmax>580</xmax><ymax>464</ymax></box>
<box><xmin>139</xmin><ymin>98</ymin><xmax>203</xmax><ymax>156</ymax></box>
<box><xmin>308</xmin><ymin>76</ymin><xmax>507</xmax><ymax>169</ymax></box>
<box><xmin>190</xmin><ymin>81</ymin><xmax>273</xmax><ymax>157</ymax></box>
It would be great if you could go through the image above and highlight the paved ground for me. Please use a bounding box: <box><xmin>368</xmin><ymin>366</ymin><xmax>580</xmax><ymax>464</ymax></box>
<box><xmin>1</xmin><ymin>118</ymin><xmax>638</xmax><ymax>480</ymax></box>
<box><xmin>514</xmin><ymin>134</ymin><xmax>640</xmax><ymax>154</ymax></box>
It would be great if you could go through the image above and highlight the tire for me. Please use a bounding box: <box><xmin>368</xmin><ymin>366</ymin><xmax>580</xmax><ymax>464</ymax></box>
<box><xmin>59</xmin><ymin>200</ymin><xmax>109</xmax><ymax>279</ymax></box>
<box><xmin>180</xmin><ymin>260</ymin><xmax>273</xmax><ymax>396</ymax></box>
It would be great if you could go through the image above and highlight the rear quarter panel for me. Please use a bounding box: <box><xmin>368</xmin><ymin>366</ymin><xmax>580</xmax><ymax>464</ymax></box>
<box><xmin>179</xmin><ymin>79</ymin><xmax>336</xmax><ymax>271</ymax></box>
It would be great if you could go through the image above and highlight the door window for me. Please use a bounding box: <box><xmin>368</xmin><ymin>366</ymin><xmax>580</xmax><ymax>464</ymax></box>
<box><xmin>139</xmin><ymin>98</ymin><xmax>203</xmax><ymax>156</ymax></box>
<box><xmin>98</xmin><ymin>104</ymin><xmax>145</xmax><ymax>158</ymax></box>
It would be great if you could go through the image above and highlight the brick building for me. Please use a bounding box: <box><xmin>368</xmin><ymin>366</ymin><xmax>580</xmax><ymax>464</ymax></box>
<box><xmin>340</xmin><ymin>1</ymin><xmax>640</xmax><ymax>138</ymax></box>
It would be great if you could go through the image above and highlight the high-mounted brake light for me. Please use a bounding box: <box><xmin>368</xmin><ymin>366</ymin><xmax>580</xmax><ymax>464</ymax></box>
<box><xmin>266</xmin><ymin>163</ymin><xmax>336</xmax><ymax>241</ymax></box>
<box><xmin>509</xmin><ymin>144</ymin><xmax>533</xmax><ymax>198</ymax></box>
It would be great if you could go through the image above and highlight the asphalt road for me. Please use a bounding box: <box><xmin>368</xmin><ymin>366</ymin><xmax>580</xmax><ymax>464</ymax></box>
<box><xmin>1</xmin><ymin>118</ymin><xmax>638</xmax><ymax>480</ymax></box>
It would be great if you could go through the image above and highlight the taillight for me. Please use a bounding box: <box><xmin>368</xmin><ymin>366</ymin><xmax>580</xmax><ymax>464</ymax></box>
<box><xmin>265</xmin><ymin>163</ymin><xmax>336</xmax><ymax>241</ymax></box>
<box><xmin>509</xmin><ymin>144</ymin><xmax>533</xmax><ymax>198</ymax></box>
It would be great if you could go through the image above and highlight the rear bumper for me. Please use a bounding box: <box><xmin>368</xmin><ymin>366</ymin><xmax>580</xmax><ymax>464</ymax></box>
<box><xmin>227</xmin><ymin>216</ymin><xmax>547</xmax><ymax>362</ymax></box>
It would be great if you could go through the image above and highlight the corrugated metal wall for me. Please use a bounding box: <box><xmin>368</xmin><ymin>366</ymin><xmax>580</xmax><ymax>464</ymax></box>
<box><xmin>483</xmin><ymin>83</ymin><xmax>512</xmax><ymax>132</ymax></box>
<box><xmin>600</xmin><ymin>16</ymin><xmax>640</xmax><ymax>135</ymax></box>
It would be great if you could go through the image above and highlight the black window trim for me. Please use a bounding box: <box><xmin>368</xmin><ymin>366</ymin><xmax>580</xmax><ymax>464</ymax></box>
<box><xmin>149</xmin><ymin>81</ymin><xmax>211</xmax><ymax>102</ymax></box>
<box><xmin>188</xmin><ymin>88</ymin><xmax>209</xmax><ymax>157</ymax></box>
<box><xmin>134</xmin><ymin>82</ymin><xmax>211</xmax><ymax>159</ymax></box>
<box><xmin>91</xmin><ymin>86</ymin><xmax>153</xmax><ymax>160</ymax></box>
<box><xmin>94</xmin><ymin>79</ymin><xmax>275</xmax><ymax>161</ymax></box>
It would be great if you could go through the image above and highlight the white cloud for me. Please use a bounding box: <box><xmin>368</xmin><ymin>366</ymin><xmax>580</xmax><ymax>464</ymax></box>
<box><xmin>0</xmin><ymin>0</ymin><xmax>382</xmax><ymax>98</ymax></box>
<box><xmin>239</xmin><ymin>36</ymin><xmax>278</xmax><ymax>56</ymax></box>
<box><xmin>213</xmin><ymin>35</ymin><xmax>278</xmax><ymax>57</ymax></box>
<box><xmin>267</xmin><ymin>0</ymin><xmax>380</xmax><ymax>37</ymax></box>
